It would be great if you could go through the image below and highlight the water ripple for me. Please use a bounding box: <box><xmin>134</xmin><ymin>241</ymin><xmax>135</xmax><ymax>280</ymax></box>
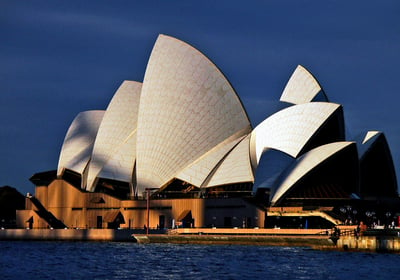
<box><xmin>1</xmin><ymin>241</ymin><xmax>400</xmax><ymax>279</ymax></box>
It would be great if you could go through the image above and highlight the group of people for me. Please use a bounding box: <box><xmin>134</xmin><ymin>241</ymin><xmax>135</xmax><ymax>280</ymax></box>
<box><xmin>354</xmin><ymin>221</ymin><xmax>368</xmax><ymax>237</ymax></box>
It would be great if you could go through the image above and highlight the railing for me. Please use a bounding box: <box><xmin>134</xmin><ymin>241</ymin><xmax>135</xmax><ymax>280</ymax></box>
<box><xmin>330</xmin><ymin>226</ymin><xmax>358</xmax><ymax>239</ymax></box>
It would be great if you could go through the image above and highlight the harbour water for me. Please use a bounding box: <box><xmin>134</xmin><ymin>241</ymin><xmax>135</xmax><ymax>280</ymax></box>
<box><xmin>1</xmin><ymin>241</ymin><xmax>400</xmax><ymax>279</ymax></box>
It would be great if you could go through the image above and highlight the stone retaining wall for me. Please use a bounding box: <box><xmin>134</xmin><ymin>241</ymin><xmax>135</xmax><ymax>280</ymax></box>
<box><xmin>337</xmin><ymin>236</ymin><xmax>400</xmax><ymax>252</ymax></box>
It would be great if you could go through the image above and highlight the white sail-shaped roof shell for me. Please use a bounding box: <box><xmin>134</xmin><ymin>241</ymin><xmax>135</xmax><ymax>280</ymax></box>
<box><xmin>280</xmin><ymin>65</ymin><xmax>326</xmax><ymax>105</ymax></box>
<box><xmin>270</xmin><ymin>141</ymin><xmax>356</xmax><ymax>205</ymax></box>
<box><xmin>175</xmin><ymin>133</ymin><xmax>247</xmax><ymax>188</ymax></box>
<box><xmin>250</xmin><ymin>102</ymin><xmax>342</xmax><ymax>167</ymax></box>
<box><xmin>136</xmin><ymin>34</ymin><xmax>252</xmax><ymax>194</ymax></box>
<box><xmin>205</xmin><ymin>135</ymin><xmax>254</xmax><ymax>187</ymax></box>
<box><xmin>96</xmin><ymin>131</ymin><xmax>137</xmax><ymax>185</ymax></box>
<box><xmin>86</xmin><ymin>81</ymin><xmax>141</xmax><ymax>191</ymax></box>
<box><xmin>57</xmin><ymin>110</ymin><xmax>105</xmax><ymax>179</ymax></box>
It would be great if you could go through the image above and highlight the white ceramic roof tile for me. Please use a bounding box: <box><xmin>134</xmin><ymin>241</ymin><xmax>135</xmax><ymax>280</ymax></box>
<box><xmin>86</xmin><ymin>81</ymin><xmax>141</xmax><ymax>191</ymax></box>
<box><xmin>136</xmin><ymin>35</ymin><xmax>251</xmax><ymax>194</ymax></box>
<box><xmin>205</xmin><ymin>135</ymin><xmax>254</xmax><ymax>187</ymax></box>
<box><xmin>270</xmin><ymin>141</ymin><xmax>356</xmax><ymax>205</ymax></box>
<box><xmin>57</xmin><ymin>110</ymin><xmax>105</xmax><ymax>177</ymax></box>
<box><xmin>250</xmin><ymin>102</ymin><xmax>342</xmax><ymax>166</ymax></box>
<box><xmin>280</xmin><ymin>65</ymin><xmax>325</xmax><ymax>105</ymax></box>
<box><xmin>176</xmin><ymin>135</ymin><xmax>246</xmax><ymax>187</ymax></box>
<box><xmin>96</xmin><ymin>131</ymin><xmax>137</xmax><ymax>184</ymax></box>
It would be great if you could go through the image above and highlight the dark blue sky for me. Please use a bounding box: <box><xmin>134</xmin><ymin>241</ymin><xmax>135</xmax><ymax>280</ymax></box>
<box><xmin>1</xmin><ymin>1</ymin><xmax>400</xmax><ymax>194</ymax></box>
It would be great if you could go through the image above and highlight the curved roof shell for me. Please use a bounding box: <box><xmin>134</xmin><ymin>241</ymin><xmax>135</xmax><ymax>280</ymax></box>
<box><xmin>204</xmin><ymin>135</ymin><xmax>254</xmax><ymax>187</ymax></box>
<box><xmin>358</xmin><ymin>131</ymin><xmax>398</xmax><ymax>197</ymax></box>
<box><xmin>57</xmin><ymin>110</ymin><xmax>105</xmax><ymax>182</ymax></box>
<box><xmin>96</xmin><ymin>131</ymin><xmax>137</xmax><ymax>186</ymax></box>
<box><xmin>175</xmin><ymin>133</ymin><xmax>246</xmax><ymax>188</ymax></box>
<box><xmin>250</xmin><ymin>102</ymin><xmax>344</xmax><ymax>168</ymax></box>
<box><xmin>253</xmin><ymin>149</ymin><xmax>295</xmax><ymax>190</ymax></box>
<box><xmin>280</xmin><ymin>65</ymin><xmax>328</xmax><ymax>105</ymax></box>
<box><xmin>86</xmin><ymin>81</ymin><xmax>141</xmax><ymax>191</ymax></box>
<box><xmin>270</xmin><ymin>141</ymin><xmax>359</xmax><ymax>206</ymax></box>
<box><xmin>135</xmin><ymin>34</ymin><xmax>252</xmax><ymax>193</ymax></box>
<box><xmin>53</xmin><ymin>34</ymin><xmax>397</xmax><ymax>204</ymax></box>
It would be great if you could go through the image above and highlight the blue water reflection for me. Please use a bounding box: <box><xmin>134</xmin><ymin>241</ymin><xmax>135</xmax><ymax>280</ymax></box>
<box><xmin>1</xmin><ymin>241</ymin><xmax>399</xmax><ymax>279</ymax></box>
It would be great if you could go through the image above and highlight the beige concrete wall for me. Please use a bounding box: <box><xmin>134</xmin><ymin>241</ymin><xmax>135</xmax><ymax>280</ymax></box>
<box><xmin>17</xmin><ymin>179</ymin><xmax>267</xmax><ymax>229</ymax></box>
<box><xmin>171</xmin><ymin>199</ymin><xmax>204</xmax><ymax>228</ymax></box>
<box><xmin>35</xmin><ymin>186</ymin><xmax>48</xmax><ymax>207</ymax></box>
<box><xmin>25</xmin><ymin>197</ymin><xmax>33</xmax><ymax>212</ymax></box>
<box><xmin>48</xmin><ymin>179</ymin><xmax>85</xmax><ymax>208</ymax></box>
<box><xmin>86</xmin><ymin>191</ymin><xmax>123</xmax><ymax>208</ymax></box>
<box><xmin>47</xmin><ymin>180</ymin><xmax>85</xmax><ymax>228</ymax></box>
<box><xmin>15</xmin><ymin>210</ymin><xmax>32</xmax><ymax>228</ymax></box>
<box><xmin>15</xmin><ymin>210</ymin><xmax>47</xmax><ymax>229</ymax></box>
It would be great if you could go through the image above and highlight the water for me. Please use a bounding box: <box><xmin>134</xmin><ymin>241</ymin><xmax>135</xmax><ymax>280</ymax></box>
<box><xmin>1</xmin><ymin>241</ymin><xmax>399</xmax><ymax>279</ymax></box>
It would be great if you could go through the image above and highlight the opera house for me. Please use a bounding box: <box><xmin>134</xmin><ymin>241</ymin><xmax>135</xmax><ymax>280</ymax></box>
<box><xmin>16</xmin><ymin>35</ymin><xmax>399</xmax><ymax>230</ymax></box>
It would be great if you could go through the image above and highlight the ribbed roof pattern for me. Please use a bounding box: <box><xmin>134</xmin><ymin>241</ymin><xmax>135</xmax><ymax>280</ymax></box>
<box><xmin>86</xmin><ymin>81</ymin><xmax>141</xmax><ymax>191</ymax></box>
<box><xmin>176</xmin><ymin>134</ymin><xmax>246</xmax><ymax>188</ymax></box>
<box><xmin>135</xmin><ymin>35</ymin><xmax>251</xmax><ymax>193</ymax></box>
<box><xmin>205</xmin><ymin>135</ymin><xmax>254</xmax><ymax>187</ymax></box>
<box><xmin>57</xmin><ymin>110</ymin><xmax>105</xmax><ymax>179</ymax></box>
<box><xmin>280</xmin><ymin>65</ymin><xmax>326</xmax><ymax>104</ymax></box>
<box><xmin>96</xmin><ymin>131</ymin><xmax>137</xmax><ymax>185</ymax></box>
<box><xmin>250</xmin><ymin>102</ymin><xmax>342</xmax><ymax>166</ymax></box>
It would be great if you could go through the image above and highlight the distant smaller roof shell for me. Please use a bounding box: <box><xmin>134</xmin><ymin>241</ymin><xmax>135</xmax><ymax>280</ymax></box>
<box><xmin>280</xmin><ymin>65</ymin><xmax>327</xmax><ymax>105</ymax></box>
